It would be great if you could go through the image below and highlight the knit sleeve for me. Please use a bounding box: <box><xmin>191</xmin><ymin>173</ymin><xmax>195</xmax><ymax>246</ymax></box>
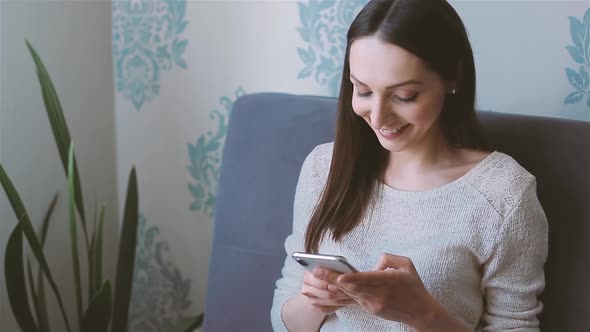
<box><xmin>270</xmin><ymin>145</ymin><xmax>329</xmax><ymax>332</ymax></box>
<box><xmin>480</xmin><ymin>180</ymin><xmax>549</xmax><ymax>331</ymax></box>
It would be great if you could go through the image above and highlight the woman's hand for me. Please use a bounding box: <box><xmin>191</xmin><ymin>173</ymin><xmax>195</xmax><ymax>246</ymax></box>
<box><xmin>301</xmin><ymin>269</ymin><xmax>356</xmax><ymax>314</ymax></box>
<box><xmin>317</xmin><ymin>253</ymin><xmax>459</xmax><ymax>330</ymax></box>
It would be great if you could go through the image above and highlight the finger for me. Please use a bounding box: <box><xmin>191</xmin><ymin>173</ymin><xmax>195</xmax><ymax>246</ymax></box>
<box><xmin>302</xmin><ymin>284</ymin><xmax>352</xmax><ymax>301</ymax></box>
<box><xmin>336</xmin><ymin>270</ymin><xmax>395</xmax><ymax>286</ymax></box>
<box><xmin>372</xmin><ymin>253</ymin><xmax>413</xmax><ymax>271</ymax></box>
<box><xmin>300</xmin><ymin>284</ymin><xmax>320</xmax><ymax>299</ymax></box>
<box><xmin>328</xmin><ymin>284</ymin><xmax>362</xmax><ymax>304</ymax></box>
<box><xmin>303</xmin><ymin>271</ymin><xmax>351</xmax><ymax>300</ymax></box>
<box><xmin>313</xmin><ymin>267</ymin><xmax>343</xmax><ymax>284</ymax></box>
<box><xmin>303</xmin><ymin>271</ymin><xmax>331</xmax><ymax>290</ymax></box>
<box><xmin>327</xmin><ymin>284</ymin><xmax>353</xmax><ymax>299</ymax></box>
<box><xmin>310</xmin><ymin>297</ymin><xmax>357</xmax><ymax>307</ymax></box>
<box><xmin>333</xmin><ymin>279</ymin><xmax>369</xmax><ymax>294</ymax></box>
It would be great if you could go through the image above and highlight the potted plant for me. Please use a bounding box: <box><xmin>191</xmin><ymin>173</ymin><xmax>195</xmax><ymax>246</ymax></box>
<box><xmin>0</xmin><ymin>41</ymin><xmax>203</xmax><ymax>332</ymax></box>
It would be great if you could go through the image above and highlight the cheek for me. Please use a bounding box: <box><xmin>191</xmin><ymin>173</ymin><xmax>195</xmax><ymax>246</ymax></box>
<box><xmin>351</xmin><ymin>97</ymin><xmax>369</xmax><ymax>117</ymax></box>
<box><xmin>407</xmin><ymin>106</ymin><xmax>436</xmax><ymax>124</ymax></box>
<box><xmin>406</xmin><ymin>95</ymin><xmax>446</xmax><ymax>124</ymax></box>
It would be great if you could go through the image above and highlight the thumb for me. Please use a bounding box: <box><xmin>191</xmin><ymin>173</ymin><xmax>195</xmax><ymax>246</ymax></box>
<box><xmin>372</xmin><ymin>253</ymin><xmax>412</xmax><ymax>271</ymax></box>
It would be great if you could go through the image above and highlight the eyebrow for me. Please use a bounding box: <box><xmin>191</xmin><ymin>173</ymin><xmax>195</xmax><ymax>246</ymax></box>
<box><xmin>350</xmin><ymin>73</ymin><xmax>423</xmax><ymax>89</ymax></box>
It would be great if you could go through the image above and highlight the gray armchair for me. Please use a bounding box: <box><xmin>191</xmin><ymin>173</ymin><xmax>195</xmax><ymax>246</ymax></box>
<box><xmin>202</xmin><ymin>93</ymin><xmax>590</xmax><ymax>332</ymax></box>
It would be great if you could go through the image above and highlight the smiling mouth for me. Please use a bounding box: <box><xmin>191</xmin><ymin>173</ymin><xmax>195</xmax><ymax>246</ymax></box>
<box><xmin>378</xmin><ymin>124</ymin><xmax>409</xmax><ymax>134</ymax></box>
<box><xmin>375</xmin><ymin>123</ymin><xmax>410</xmax><ymax>139</ymax></box>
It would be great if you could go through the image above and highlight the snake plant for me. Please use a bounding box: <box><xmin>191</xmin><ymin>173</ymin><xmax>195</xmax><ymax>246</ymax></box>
<box><xmin>0</xmin><ymin>41</ymin><xmax>202</xmax><ymax>332</ymax></box>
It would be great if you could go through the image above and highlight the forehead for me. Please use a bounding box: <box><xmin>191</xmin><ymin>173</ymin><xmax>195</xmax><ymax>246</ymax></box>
<box><xmin>349</xmin><ymin>36</ymin><xmax>431</xmax><ymax>85</ymax></box>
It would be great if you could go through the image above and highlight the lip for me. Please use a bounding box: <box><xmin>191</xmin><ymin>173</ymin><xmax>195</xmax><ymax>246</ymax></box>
<box><xmin>378</xmin><ymin>124</ymin><xmax>410</xmax><ymax>140</ymax></box>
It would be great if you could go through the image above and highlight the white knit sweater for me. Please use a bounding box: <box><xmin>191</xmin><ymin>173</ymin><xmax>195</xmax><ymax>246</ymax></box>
<box><xmin>271</xmin><ymin>142</ymin><xmax>548</xmax><ymax>331</ymax></box>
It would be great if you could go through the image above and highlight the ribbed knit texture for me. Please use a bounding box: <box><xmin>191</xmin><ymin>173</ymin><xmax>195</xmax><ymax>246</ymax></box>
<box><xmin>271</xmin><ymin>142</ymin><xmax>548</xmax><ymax>332</ymax></box>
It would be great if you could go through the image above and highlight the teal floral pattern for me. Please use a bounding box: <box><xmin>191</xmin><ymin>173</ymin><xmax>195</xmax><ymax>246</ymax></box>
<box><xmin>187</xmin><ymin>87</ymin><xmax>247</xmax><ymax>217</ymax></box>
<box><xmin>296</xmin><ymin>0</ymin><xmax>367</xmax><ymax>96</ymax></box>
<box><xmin>112</xmin><ymin>0</ymin><xmax>189</xmax><ymax>110</ymax></box>
<box><xmin>129</xmin><ymin>214</ymin><xmax>192</xmax><ymax>332</ymax></box>
<box><xmin>565</xmin><ymin>8</ymin><xmax>590</xmax><ymax>109</ymax></box>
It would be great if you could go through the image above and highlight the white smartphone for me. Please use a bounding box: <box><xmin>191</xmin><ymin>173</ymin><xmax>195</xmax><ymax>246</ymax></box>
<box><xmin>292</xmin><ymin>252</ymin><xmax>358</xmax><ymax>274</ymax></box>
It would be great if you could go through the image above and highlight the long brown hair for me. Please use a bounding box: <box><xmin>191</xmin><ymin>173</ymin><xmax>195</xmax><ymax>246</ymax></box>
<box><xmin>304</xmin><ymin>0</ymin><xmax>488</xmax><ymax>253</ymax></box>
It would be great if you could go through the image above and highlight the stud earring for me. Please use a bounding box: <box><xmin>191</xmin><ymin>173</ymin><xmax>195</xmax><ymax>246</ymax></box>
<box><xmin>451</xmin><ymin>88</ymin><xmax>456</xmax><ymax>94</ymax></box>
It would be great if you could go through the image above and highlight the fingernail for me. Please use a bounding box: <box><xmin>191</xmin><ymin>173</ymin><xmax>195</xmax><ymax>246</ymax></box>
<box><xmin>327</xmin><ymin>284</ymin><xmax>337</xmax><ymax>292</ymax></box>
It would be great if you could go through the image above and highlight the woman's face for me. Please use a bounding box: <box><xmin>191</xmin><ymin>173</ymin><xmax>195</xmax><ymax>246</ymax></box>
<box><xmin>349</xmin><ymin>36</ymin><xmax>451</xmax><ymax>154</ymax></box>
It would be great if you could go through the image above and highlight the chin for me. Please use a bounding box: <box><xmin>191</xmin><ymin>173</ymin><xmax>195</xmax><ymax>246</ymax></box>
<box><xmin>371</xmin><ymin>125</ymin><xmax>419</xmax><ymax>153</ymax></box>
<box><xmin>376</xmin><ymin>136</ymin><xmax>407</xmax><ymax>153</ymax></box>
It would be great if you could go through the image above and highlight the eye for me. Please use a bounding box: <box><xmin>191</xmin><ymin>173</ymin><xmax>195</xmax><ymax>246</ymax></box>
<box><xmin>356</xmin><ymin>91</ymin><xmax>373</xmax><ymax>97</ymax></box>
<box><xmin>393</xmin><ymin>94</ymin><xmax>418</xmax><ymax>103</ymax></box>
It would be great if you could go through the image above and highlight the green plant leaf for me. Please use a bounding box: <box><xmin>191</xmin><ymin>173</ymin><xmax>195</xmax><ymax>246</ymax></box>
<box><xmin>0</xmin><ymin>162</ymin><xmax>71</xmax><ymax>332</ymax></box>
<box><xmin>25</xmin><ymin>40</ymin><xmax>90</xmax><ymax>249</ymax></box>
<box><xmin>26</xmin><ymin>259</ymin><xmax>50</xmax><ymax>332</ymax></box>
<box><xmin>26</xmin><ymin>259</ymin><xmax>36</xmax><ymax>296</ymax></box>
<box><xmin>95</xmin><ymin>206</ymin><xmax>105</xmax><ymax>293</ymax></box>
<box><xmin>34</xmin><ymin>193</ymin><xmax>58</xmax><ymax>332</ymax></box>
<box><xmin>111</xmin><ymin>167</ymin><xmax>139</xmax><ymax>332</ymax></box>
<box><xmin>82</xmin><ymin>280</ymin><xmax>112</xmax><ymax>332</ymax></box>
<box><xmin>27</xmin><ymin>42</ymin><xmax>95</xmax><ymax>316</ymax></box>
<box><xmin>89</xmin><ymin>204</ymin><xmax>105</xmax><ymax>300</ymax></box>
<box><xmin>36</xmin><ymin>270</ymin><xmax>49</xmax><ymax>332</ymax></box>
<box><xmin>89</xmin><ymin>222</ymin><xmax>96</xmax><ymax>301</ymax></box>
<box><xmin>168</xmin><ymin>313</ymin><xmax>204</xmax><ymax>332</ymax></box>
<box><xmin>40</xmin><ymin>193</ymin><xmax>58</xmax><ymax>246</ymax></box>
<box><xmin>68</xmin><ymin>143</ymin><xmax>84</xmax><ymax>331</ymax></box>
<box><xmin>5</xmin><ymin>223</ymin><xmax>39</xmax><ymax>332</ymax></box>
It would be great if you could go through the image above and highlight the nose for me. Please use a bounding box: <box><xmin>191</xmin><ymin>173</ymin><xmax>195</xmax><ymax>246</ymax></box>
<box><xmin>369</xmin><ymin>98</ymin><xmax>392</xmax><ymax>128</ymax></box>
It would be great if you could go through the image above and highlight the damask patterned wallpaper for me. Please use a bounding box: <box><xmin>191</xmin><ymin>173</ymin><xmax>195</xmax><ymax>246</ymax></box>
<box><xmin>565</xmin><ymin>8</ymin><xmax>590</xmax><ymax>108</ymax></box>
<box><xmin>296</xmin><ymin>0</ymin><xmax>366</xmax><ymax>95</ymax></box>
<box><xmin>128</xmin><ymin>214</ymin><xmax>192</xmax><ymax>332</ymax></box>
<box><xmin>112</xmin><ymin>0</ymin><xmax>189</xmax><ymax>110</ymax></box>
<box><xmin>110</xmin><ymin>1</ymin><xmax>590</xmax><ymax>329</ymax></box>
<box><xmin>187</xmin><ymin>87</ymin><xmax>246</xmax><ymax>218</ymax></box>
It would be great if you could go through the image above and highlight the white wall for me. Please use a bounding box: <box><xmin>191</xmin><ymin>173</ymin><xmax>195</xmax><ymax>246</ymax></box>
<box><xmin>0</xmin><ymin>1</ymin><xmax>117</xmax><ymax>330</ymax></box>
<box><xmin>453</xmin><ymin>0</ymin><xmax>590</xmax><ymax>122</ymax></box>
<box><xmin>113</xmin><ymin>3</ymin><xmax>315</xmax><ymax>328</ymax></box>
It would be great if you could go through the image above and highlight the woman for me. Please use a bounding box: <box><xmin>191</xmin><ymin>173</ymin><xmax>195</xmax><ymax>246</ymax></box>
<box><xmin>271</xmin><ymin>0</ymin><xmax>548</xmax><ymax>331</ymax></box>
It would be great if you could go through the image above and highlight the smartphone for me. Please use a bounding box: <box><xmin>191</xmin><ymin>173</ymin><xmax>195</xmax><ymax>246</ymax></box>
<box><xmin>292</xmin><ymin>252</ymin><xmax>358</xmax><ymax>274</ymax></box>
